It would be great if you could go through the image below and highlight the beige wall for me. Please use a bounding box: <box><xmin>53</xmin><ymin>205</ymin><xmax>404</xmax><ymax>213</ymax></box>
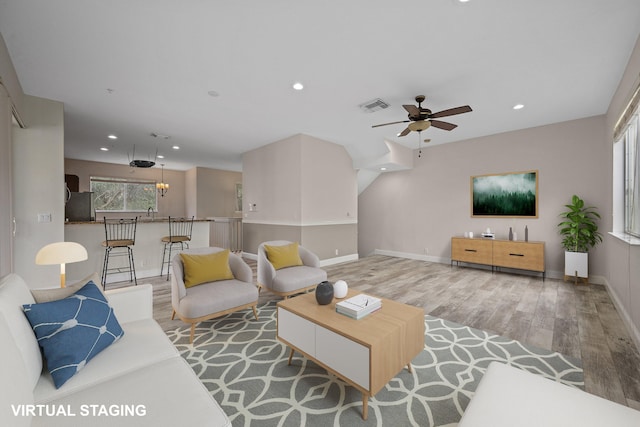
<box><xmin>0</xmin><ymin>85</ymin><xmax>13</xmax><ymax>277</ymax></box>
<box><xmin>358</xmin><ymin>115</ymin><xmax>609</xmax><ymax>280</ymax></box>
<box><xmin>194</xmin><ymin>167</ymin><xmax>242</xmax><ymax>218</ymax></box>
<box><xmin>64</xmin><ymin>158</ymin><xmax>187</xmax><ymax>219</ymax></box>
<box><xmin>603</xmin><ymin>33</ymin><xmax>640</xmax><ymax>346</ymax></box>
<box><xmin>300</xmin><ymin>134</ymin><xmax>358</xmax><ymax>223</ymax></box>
<box><xmin>64</xmin><ymin>159</ymin><xmax>242</xmax><ymax>221</ymax></box>
<box><xmin>0</xmin><ymin>32</ymin><xmax>21</xmax><ymax>277</ymax></box>
<box><xmin>242</xmin><ymin>134</ymin><xmax>358</xmax><ymax>259</ymax></box>
<box><xmin>13</xmin><ymin>95</ymin><xmax>66</xmax><ymax>287</ymax></box>
<box><xmin>243</xmin><ymin>135</ymin><xmax>302</xmax><ymax>223</ymax></box>
<box><xmin>0</xmin><ymin>32</ymin><xmax>24</xmax><ymax>125</ymax></box>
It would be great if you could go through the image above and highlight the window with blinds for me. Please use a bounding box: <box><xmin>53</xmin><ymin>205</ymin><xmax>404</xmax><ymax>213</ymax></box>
<box><xmin>614</xmin><ymin>75</ymin><xmax>640</xmax><ymax>238</ymax></box>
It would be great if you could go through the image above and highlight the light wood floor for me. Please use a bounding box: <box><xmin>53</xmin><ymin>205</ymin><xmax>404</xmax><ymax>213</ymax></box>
<box><xmin>110</xmin><ymin>255</ymin><xmax>640</xmax><ymax>410</ymax></box>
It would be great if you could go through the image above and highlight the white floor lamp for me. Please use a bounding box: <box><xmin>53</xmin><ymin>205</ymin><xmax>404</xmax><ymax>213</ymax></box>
<box><xmin>35</xmin><ymin>242</ymin><xmax>88</xmax><ymax>288</ymax></box>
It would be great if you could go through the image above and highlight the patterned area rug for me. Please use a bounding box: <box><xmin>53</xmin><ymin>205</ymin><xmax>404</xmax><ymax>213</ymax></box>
<box><xmin>165</xmin><ymin>302</ymin><xmax>583</xmax><ymax>427</ymax></box>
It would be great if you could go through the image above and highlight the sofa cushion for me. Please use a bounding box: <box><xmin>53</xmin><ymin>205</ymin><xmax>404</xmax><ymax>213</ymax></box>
<box><xmin>23</xmin><ymin>282</ymin><xmax>124</xmax><ymax>389</ymax></box>
<box><xmin>31</xmin><ymin>357</ymin><xmax>230</xmax><ymax>427</ymax></box>
<box><xmin>180</xmin><ymin>250</ymin><xmax>234</xmax><ymax>288</ymax></box>
<box><xmin>264</xmin><ymin>242</ymin><xmax>303</xmax><ymax>270</ymax></box>
<box><xmin>458</xmin><ymin>361</ymin><xmax>640</xmax><ymax>427</ymax></box>
<box><xmin>34</xmin><ymin>317</ymin><xmax>178</xmax><ymax>403</ymax></box>
<box><xmin>0</xmin><ymin>312</ymin><xmax>33</xmax><ymax>427</ymax></box>
<box><xmin>271</xmin><ymin>265</ymin><xmax>327</xmax><ymax>293</ymax></box>
<box><xmin>177</xmin><ymin>280</ymin><xmax>258</xmax><ymax>319</ymax></box>
<box><xmin>31</xmin><ymin>272</ymin><xmax>104</xmax><ymax>303</ymax></box>
<box><xmin>0</xmin><ymin>273</ymin><xmax>43</xmax><ymax>390</ymax></box>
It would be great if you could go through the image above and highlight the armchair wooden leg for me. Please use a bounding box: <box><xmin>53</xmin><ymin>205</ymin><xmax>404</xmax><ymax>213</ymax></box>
<box><xmin>189</xmin><ymin>324</ymin><xmax>196</xmax><ymax>344</ymax></box>
<box><xmin>171</xmin><ymin>309</ymin><xmax>176</xmax><ymax>320</ymax></box>
<box><xmin>252</xmin><ymin>305</ymin><xmax>259</xmax><ymax>320</ymax></box>
<box><xmin>288</xmin><ymin>348</ymin><xmax>295</xmax><ymax>365</ymax></box>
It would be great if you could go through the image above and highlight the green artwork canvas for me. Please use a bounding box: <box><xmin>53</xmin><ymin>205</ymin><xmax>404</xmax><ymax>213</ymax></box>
<box><xmin>472</xmin><ymin>171</ymin><xmax>538</xmax><ymax>217</ymax></box>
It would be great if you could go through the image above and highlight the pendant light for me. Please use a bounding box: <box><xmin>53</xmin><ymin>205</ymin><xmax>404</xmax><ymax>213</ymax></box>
<box><xmin>156</xmin><ymin>164</ymin><xmax>169</xmax><ymax>197</ymax></box>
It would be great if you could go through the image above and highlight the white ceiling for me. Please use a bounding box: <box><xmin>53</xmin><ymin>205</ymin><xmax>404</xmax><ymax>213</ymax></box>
<box><xmin>1</xmin><ymin>0</ymin><xmax>640</xmax><ymax>172</ymax></box>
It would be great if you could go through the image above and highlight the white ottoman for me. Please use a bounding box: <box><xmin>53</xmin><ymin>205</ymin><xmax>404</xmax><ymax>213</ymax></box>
<box><xmin>459</xmin><ymin>361</ymin><xmax>640</xmax><ymax>427</ymax></box>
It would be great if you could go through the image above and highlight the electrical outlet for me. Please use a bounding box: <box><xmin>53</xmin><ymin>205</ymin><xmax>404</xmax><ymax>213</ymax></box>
<box><xmin>37</xmin><ymin>213</ymin><xmax>52</xmax><ymax>223</ymax></box>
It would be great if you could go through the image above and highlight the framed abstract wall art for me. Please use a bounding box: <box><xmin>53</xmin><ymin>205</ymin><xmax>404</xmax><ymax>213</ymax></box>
<box><xmin>471</xmin><ymin>170</ymin><xmax>538</xmax><ymax>218</ymax></box>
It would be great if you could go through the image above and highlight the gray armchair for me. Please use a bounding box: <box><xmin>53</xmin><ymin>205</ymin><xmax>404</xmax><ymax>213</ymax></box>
<box><xmin>257</xmin><ymin>240</ymin><xmax>327</xmax><ymax>298</ymax></box>
<box><xmin>171</xmin><ymin>247</ymin><xmax>259</xmax><ymax>343</ymax></box>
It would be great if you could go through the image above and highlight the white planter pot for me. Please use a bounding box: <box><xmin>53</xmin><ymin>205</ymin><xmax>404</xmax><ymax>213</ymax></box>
<box><xmin>564</xmin><ymin>251</ymin><xmax>588</xmax><ymax>279</ymax></box>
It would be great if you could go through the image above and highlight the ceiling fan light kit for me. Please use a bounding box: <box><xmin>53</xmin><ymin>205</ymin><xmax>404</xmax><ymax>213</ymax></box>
<box><xmin>372</xmin><ymin>95</ymin><xmax>472</xmax><ymax>157</ymax></box>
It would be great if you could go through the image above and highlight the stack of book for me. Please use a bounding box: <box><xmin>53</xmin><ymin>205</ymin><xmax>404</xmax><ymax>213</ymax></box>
<box><xmin>336</xmin><ymin>294</ymin><xmax>382</xmax><ymax>319</ymax></box>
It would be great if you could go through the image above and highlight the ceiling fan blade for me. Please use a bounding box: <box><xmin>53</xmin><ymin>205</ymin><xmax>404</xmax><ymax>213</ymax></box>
<box><xmin>398</xmin><ymin>127</ymin><xmax>411</xmax><ymax>137</ymax></box>
<box><xmin>429</xmin><ymin>105</ymin><xmax>472</xmax><ymax>118</ymax></box>
<box><xmin>430</xmin><ymin>120</ymin><xmax>458</xmax><ymax>131</ymax></box>
<box><xmin>403</xmin><ymin>104</ymin><xmax>420</xmax><ymax>116</ymax></box>
<box><xmin>371</xmin><ymin>120</ymin><xmax>410</xmax><ymax>128</ymax></box>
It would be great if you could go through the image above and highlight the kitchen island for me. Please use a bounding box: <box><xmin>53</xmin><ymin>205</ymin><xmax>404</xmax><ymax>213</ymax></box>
<box><xmin>64</xmin><ymin>218</ymin><xmax>211</xmax><ymax>286</ymax></box>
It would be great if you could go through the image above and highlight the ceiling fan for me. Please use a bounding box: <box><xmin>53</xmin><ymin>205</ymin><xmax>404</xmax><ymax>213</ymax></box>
<box><xmin>372</xmin><ymin>95</ymin><xmax>472</xmax><ymax>137</ymax></box>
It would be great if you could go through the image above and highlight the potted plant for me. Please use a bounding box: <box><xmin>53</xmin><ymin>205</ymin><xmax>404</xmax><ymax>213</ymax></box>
<box><xmin>558</xmin><ymin>194</ymin><xmax>603</xmax><ymax>284</ymax></box>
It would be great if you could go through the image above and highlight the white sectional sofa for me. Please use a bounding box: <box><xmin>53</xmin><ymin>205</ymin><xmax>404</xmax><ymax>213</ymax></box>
<box><xmin>459</xmin><ymin>361</ymin><xmax>640</xmax><ymax>427</ymax></box>
<box><xmin>0</xmin><ymin>273</ymin><xmax>230</xmax><ymax>427</ymax></box>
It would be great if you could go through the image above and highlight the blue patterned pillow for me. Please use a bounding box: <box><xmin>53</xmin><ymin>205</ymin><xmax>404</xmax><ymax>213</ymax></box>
<box><xmin>22</xmin><ymin>281</ymin><xmax>124</xmax><ymax>388</ymax></box>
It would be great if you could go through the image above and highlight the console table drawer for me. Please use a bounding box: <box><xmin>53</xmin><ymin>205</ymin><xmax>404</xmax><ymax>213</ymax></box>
<box><xmin>451</xmin><ymin>238</ymin><xmax>493</xmax><ymax>265</ymax></box>
<box><xmin>493</xmin><ymin>241</ymin><xmax>545</xmax><ymax>272</ymax></box>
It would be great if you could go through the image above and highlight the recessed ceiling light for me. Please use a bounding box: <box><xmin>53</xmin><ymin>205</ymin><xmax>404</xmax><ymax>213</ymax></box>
<box><xmin>513</xmin><ymin>104</ymin><xmax>525</xmax><ymax>110</ymax></box>
<box><xmin>172</xmin><ymin>145</ymin><xmax>180</xmax><ymax>150</ymax></box>
<box><xmin>380</xmin><ymin>167</ymin><xmax>387</xmax><ymax>171</ymax></box>
<box><xmin>100</xmin><ymin>147</ymin><xmax>109</xmax><ymax>151</ymax></box>
<box><xmin>157</xmin><ymin>154</ymin><xmax>165</xmax><ymax>159</ymax></box>
<box><xmin>458</xmin><ymin>0</ymin><xmax>470</xmax><ymax>3</ymax></box>
<box><xmin>292</xmin><ymin>82</ymin><xmax>304</xmax><ymax>91</ymax></box>
<box><xmin>108</xmin><ymin>134</ymin><xmax>117</xmax><ymax>140</ymax></box>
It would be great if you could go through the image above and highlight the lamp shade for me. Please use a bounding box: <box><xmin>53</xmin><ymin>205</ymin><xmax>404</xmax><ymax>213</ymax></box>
<box><xmin>35</xmin><ymin>242</ymin><xmax>88</xmax><ymax>265</ymax></box>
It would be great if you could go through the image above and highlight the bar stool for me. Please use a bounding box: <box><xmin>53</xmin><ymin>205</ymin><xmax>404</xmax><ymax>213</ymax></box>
<box><xmin>101</xmin><ymin>217</ymin><xmax>138</xmax><ymax>288</ymax></box>
<box><xmin>160</xmin><ymin>216</ymin><xmax>194</xmax><ymax>280</ymax></box>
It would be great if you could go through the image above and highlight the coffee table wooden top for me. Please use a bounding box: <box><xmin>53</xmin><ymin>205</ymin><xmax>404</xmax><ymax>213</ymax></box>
<box><xmin>277</xmin><ymin>289</ymin><xmax>424</xmax><ymax>355</ymax></box>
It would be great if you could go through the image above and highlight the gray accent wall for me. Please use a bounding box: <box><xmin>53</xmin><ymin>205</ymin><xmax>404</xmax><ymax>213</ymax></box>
<box><xmin>244</xmin><ymin>222</ymin><xmax>357</xmax><ymax>260</ymax></box>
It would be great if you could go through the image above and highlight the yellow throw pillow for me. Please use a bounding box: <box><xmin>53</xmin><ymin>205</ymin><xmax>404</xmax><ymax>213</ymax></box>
<box><xmin>264</xmin><ymin>242</ymin><xmax>303</xmax><ymax>270</ymax></box>
<box><xmin>180</xmin><ymin>250</ymin><xmax>234</xmax><ymax>288</ymax></box>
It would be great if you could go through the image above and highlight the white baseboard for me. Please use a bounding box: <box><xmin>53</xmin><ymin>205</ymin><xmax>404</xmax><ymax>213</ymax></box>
<box><xmin>602</xmin><ymin>278</ymin><xmax>640</xmax><ymax>353</ymax></box>
<box><xmin>373</xmin><ymin>249</ymin><xmax>448</xmax><ymax>264</ymax></box>
<box><xmin>373</xmin><ymin>249</ymin><xmax>608</xmax><ymax>284</ymax></box>
<box><xmin>319</xmin><ymin>253</ymin><xmax>359</xmax><ymax>267</ymax></box>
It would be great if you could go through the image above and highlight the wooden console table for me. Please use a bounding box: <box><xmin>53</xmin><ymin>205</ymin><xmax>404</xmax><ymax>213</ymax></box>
<box><xmin>451</xmin><ymin>237</ymin><xmax>545</xmax><ymax>280</ymax></box>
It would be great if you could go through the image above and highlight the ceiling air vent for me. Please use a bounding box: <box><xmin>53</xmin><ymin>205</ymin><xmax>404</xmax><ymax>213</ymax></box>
<box><xmin>359</xmin><ymin>98</ymin><xmax>390</xmax><ymax>113</ymax></box>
